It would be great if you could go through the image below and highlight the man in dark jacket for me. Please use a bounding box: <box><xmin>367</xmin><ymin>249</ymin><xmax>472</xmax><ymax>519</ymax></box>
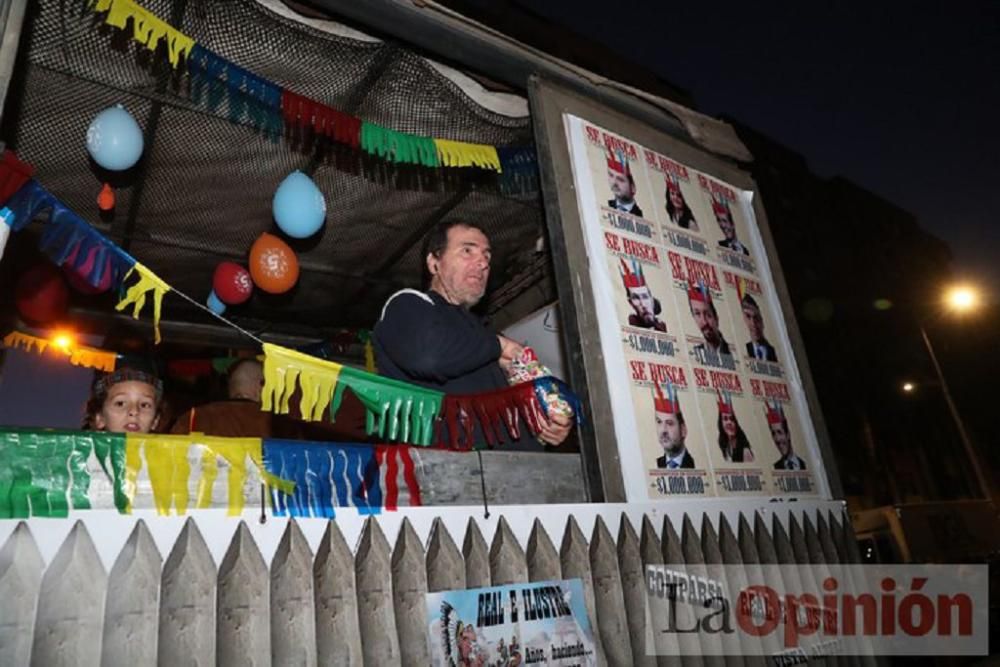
<box><xmin>373</xmin><ymin>221</ymin><xmax>572</xmax><ymax>449</ymax></box>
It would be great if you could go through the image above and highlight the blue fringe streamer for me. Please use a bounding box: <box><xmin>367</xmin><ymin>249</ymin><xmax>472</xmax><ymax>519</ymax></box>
<box><xmin>4</xmin><ymin>181</ymin><xmax>136</xmax><ymax>289</ymax></box>
<box><xmin>187</xmin><ymin>44</ymin><xmax>283</xmax><ymax>140</ymax></box>
<box><xmin>262</xmin><ymin>439</ymin><xmax>384</xmax><ymax>518</ymax></box>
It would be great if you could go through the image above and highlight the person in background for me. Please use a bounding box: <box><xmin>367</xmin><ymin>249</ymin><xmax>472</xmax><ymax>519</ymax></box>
<box><xmin>170</xmin><ymin>358</ymin><xmax>272</xmax><ymax>437</ymax></box>
<box><xmin>374</xmin><ymin>220</ymin><xmax>572</xmax><ymax>449</ymax></box>
<box><xmin>84</xmin><ymin>366</ymin><xmax>163</xmax><ymax>434</ymax></box>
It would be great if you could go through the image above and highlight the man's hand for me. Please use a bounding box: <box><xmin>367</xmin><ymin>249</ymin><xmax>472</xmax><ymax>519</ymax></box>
<box><xmin>537</xmin><ymin>412</ymin><xmax>573</xmax><ymax>447</ymax></box>
<box><xmin>497</xmin><ymin>335</ymin><xmax>525</xmax><ymax>371</ymax></box>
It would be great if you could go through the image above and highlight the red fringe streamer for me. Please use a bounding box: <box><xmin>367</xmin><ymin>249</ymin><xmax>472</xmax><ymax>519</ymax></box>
<box><xmin>281</xmin><ymin>90</ymin><xmax>362</xmax><ymax>149</ymax></box>
<box><xmin>438</xmin><ymin>381</ymin><xmax>546</xmax><ymax>450</ymax></box>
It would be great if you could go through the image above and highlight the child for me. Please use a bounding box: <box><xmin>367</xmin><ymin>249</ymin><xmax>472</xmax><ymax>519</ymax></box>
<box><xmin>84</xmin><ymin>366</ymin><xmax>163</xmax><ymax>433</ymax></box>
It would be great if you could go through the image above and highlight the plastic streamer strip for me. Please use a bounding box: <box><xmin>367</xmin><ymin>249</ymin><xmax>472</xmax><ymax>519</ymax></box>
<box><xmin>261</xmin><ymin>343</ymin><xmax>344</xmax><ymax>422</ymax></box>
<box><xmin>438</xmin><ymin>380</ymin><xmax>546</xmax><ymax>450</ymax></box>
<box><xmin>92</xmin><ymin>0</ymin><xmax>195</xmax><ymax>68</ymax></box>
<box><xmin>330</xmin><ymin>365</ymin><xmax>444</xmax><ymax>446</ymax></box>
<box><xmin>2</xmin><ymin>331</ymin><xmax>118</xmax><ymax>372</ymax></box>
<box><xmin>262</xmin><ymin>439</ymin><xmax>403</xmax><ymax>517</ymax></box>
<box><xmin>4</xmin><ymin>180</ymin><xmax>136</xmax><ymax>289</ymax></box>
<box><xmin>434</xmin><ymin>139</ymin><xmax>503</xmax><ymax>172</ymax></box>
<box><xmin>115</xmin><ymin>262</ymin><xmax>171</xmax><ymax>344</ymax></box>
<box><xmin>0</xmin><ymin>430</ymin><xmax>102</xmax><ymax>517</ymax></box>
<box><xmin>360</xmin><ymin>122</ymin><xmax>439</xmax><ymax>167</ymax></box>
<box><xmin>374</xmin><ymin>445</ymin><xmax>422</xmax><ymax>510</ymax></box>
<box><xmin>123</xmin><ymin>433</ymin><xmax>293</xmax><ymax>516</ymax></box>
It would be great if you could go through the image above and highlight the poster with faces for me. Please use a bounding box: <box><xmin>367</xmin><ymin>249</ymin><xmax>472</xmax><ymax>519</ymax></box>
<box><xmin>696</xmin><ymin>173</ymin><xmax>757</xmax><ymax>275</ymax></box>
<box><xmin>721</xmin><ymin>270</ymin><xmax>784</xmax><ymax>379</ymax></box>
<box><xmin>691</xmin><ymin>366</ymin><xmax>768</xmax><ymax>496</ymax></box>
<box><xmin>581</xmin><ymin>123</ymin><xmax>659</xmax><ymax>243</ymax></box>
<box><xmin>626</xmin><ymin>355</ymin><xmax>714</xmax><ymax>498</ymax></box>
<box><xmin>642</xmin><ymin>147</ymin><xmax>713</xmax><ymax>259</ymax></box>
<box><xmin>564</xmin><ymin>114</ymin><xmax>828</xmax><ymax>501</ymax></box>
<box><xmin>749</xmin><ymin>378</ymin><xmax>818</xmax><ymax>496</ymax></box>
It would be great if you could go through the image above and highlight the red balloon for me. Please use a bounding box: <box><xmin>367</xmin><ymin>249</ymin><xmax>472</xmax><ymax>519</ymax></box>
<box><xmin>213</xmin><ymin>262</ymin><xmax>253</xmax><ymax>305</ymax></box>
<box><xmin>249</xmin><ymin>232</ymin><xmax>299</xmax><ymax>294</ymax></box>
<box><xmin>15</xmin><ymin>263</ymin><xmax>69</xmax><ymax>323</ymax></box>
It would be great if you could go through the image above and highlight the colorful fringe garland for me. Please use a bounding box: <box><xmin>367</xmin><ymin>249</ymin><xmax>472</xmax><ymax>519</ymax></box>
<box><xmin>2</xmin><ymin>331</ymin><xmax>118</xmax><ymax>372</ymax></box>
<box><xmin>89</xmin><ymin>0</ymin><xmax>529</xmax><ymax>176</ymax></box>
<box><xmin>261</xmin><ymin>440</ymin><xmax>421</xmax><ymax>517</ymax></box>
<box><xmin>0</xmin><ymin>428</ymin><xmax>426</xmax><ymax>519</ymax></box>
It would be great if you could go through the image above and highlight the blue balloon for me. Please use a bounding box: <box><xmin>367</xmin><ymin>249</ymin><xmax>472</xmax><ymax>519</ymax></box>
<box><xmin>272</xmin><ymin>170</ymin><xmax>327</xmax><ymax>239</ymax></box>
<box><xmin>86</xmin><ymin>105</ymin><xmax>144</xmax><ymax>171</ymax></box>
<box><xmin>207</xmin><ymin>289</ymin><xmax>226</xmax><ymax>315</ymax></box>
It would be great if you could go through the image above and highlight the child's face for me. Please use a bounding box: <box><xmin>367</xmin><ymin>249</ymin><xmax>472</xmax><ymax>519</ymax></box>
<box><xmin>94</xmin><ymin>380</ymin><xmax>160</xmax><ymax>433</ymax></box>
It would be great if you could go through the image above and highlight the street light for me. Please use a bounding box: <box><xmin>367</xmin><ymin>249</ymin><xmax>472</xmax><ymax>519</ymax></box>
<box><xmin>921</xmin><ymin>283</ymin><xmax>990</xmax><ymax>499</ymax></box>
<box><xmin>901</xmin><ymin>381</ymin><xmax>915</xmax><ymax>393</ymax></box>
<box><xmin>944</xmin><ymin>285</ymin><xmax>979</xmax><ymax>314</ymax></box>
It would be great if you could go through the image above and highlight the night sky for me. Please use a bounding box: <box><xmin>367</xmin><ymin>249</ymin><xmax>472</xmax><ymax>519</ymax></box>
<box><xmin>519</xmin><ymin>1</ymin><xmax>999</xmax><ymax>297</ymax></box>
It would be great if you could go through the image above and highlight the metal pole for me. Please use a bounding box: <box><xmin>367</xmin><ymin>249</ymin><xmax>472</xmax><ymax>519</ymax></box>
<box><xmin>919</xmin><ymin>325</ymin><xmax>992</xmax><ymax>499</ymax></box>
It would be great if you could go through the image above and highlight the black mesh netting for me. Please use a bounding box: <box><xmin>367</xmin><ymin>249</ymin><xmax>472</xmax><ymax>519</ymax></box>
<box><xmin>3</xmin><ymin>0</ymin><xmax>551</xmax><ymax>334</ymax></box>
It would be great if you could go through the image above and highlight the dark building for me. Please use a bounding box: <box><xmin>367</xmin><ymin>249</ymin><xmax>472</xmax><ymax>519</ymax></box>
<box><xmin>728</xmin><ymin>120</ymin><xmax>992</xmax><ymax>509</ymax></box>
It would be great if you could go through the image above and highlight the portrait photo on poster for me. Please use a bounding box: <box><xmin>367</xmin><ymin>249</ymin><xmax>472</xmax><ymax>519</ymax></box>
<box><xmin>582</xmin><ymin>122</ymin><xmax>658</xmax><ymax>240</ymax></box>
<box><xmin>643</xmin><ymin>146</ymin><xmax>715</xmax><ymax>258</ymax></box>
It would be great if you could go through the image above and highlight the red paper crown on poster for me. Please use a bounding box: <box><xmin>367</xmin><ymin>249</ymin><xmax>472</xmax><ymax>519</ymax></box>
<box><xmin>765</xmin><ymin>399</ymin><xmax>785</xmax><ymax>425</ymax></box>
<box><xmin>653</xmin><ymin>380</ymin><xmax>680</xmax><ymax>415</ymax></box>
<box><xmin>665</xmin><ymin>174</ymin><xmax>682</xmax><ymax>195</ymax></box>
<box><xmin>711</xmin><ymin>193</ymin><xmax>731</xmax><ymax>218</ymax></box>
<box><xmin>717</xmin><ymin>389</ymin><xmax>734</xmax><ymax>416</ymax></box>
<box><xmin>687</xmin><ymin>279</ymin><xmax>712</xmax><ymax>305</ymax></box>
<box><xmin>606</xmin><ymin>147</ymin><xmax>632</xmax><ymax>176</ymax></box>
<box><xmin>619</xmin><ymin>257</ymin><xmax>646</xmax><ymax>290</ymax></box>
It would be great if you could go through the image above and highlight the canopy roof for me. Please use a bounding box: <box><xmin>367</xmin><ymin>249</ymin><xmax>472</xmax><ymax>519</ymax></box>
<box><xmin>2</xmin><ymin>0</ymin><xmax>550</xmax><ymax>339</ymax></box>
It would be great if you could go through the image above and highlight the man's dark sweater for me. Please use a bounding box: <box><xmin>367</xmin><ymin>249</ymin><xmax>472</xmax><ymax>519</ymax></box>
<box><xmin>374</xmin><ymin>289</ymin><xmax>506</xmax><ymax>393</ymax></box>
<box><xmin>373</xmin><ymin>288</ymin><xmax>537</xmax><ymax>449</ymax></box>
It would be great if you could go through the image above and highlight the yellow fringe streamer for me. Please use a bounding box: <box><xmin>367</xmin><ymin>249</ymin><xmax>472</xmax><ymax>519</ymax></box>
<box><xmin>116</xmin><ymin>262</ymin><xmax>171</xmax><ymax>344</ymax></box>
<box><xmin>2</xmin><ymin>331</ymin><xmax>117</xmax><ymax>372</ymax></box>
<box><xmin>434</xmin><ymin>139</ymin><xmax>502</xmax><ymax>173</ymax></box>
<box><xmin>92</xmin><ymin>0</ymin><xmax>195</xmax><ymax>68</ymax></box>
<box><xmin>123</xmin><ymin>433</ymin><xmax>294</xmax><ymax>516</ymax></box>
<box><xmin>261</xmin><ymin>343</ymin><xmax>343</xmax><ymax>421</ymax></box>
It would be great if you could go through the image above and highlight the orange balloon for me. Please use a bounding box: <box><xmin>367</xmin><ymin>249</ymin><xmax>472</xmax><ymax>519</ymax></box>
<box><xmin>249</xmin><ymin>232</ymin><xmax>299</xmax><ymax>294</ymax></box>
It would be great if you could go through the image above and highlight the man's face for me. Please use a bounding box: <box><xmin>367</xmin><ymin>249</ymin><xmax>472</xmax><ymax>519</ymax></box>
<box><xmin>770</xmin><ymin>421</ymin><xmax>791</xmax><ymax>457</ymax></box>
<box><xmin>627</xmin><ymin>285</ymin><xmax>656</xmax><ymax>324</ymax></box>
<box><xmin>742</xmin><ymin>303</ymin><xmax>765</xmax><ymax>342</ymax></box>
<box><xmin>608</xmin><ymin>169</ymin><xmax>634</xmax><ymax>201</ymax></box>
<box><xmin>716</xmin><ymin>211</ymin><xmax>736</xmax><ymax>240</ymax></box>
<box><xmin>690</xmin><ymin>300</ymin><xmax>721</xmax><ymax>346</ymax></box>
<box><xmin>656</xmin><ymin>410</ymin><xmax>686</xmax><ymax>456</ymax></box>
<box><xmin>428</xmin><ymin>225</ymin><xmax>492</xmax><ymax>307</ymax></box>
<box><xmin>669</xmin><ymin>187</ymin><xmax>684</xmax><ymax>210</ymax></box>
<box><xmin>721</xmin><ymin>412</ymin><xmax>737</xmax><ymax>438</ymax></box>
